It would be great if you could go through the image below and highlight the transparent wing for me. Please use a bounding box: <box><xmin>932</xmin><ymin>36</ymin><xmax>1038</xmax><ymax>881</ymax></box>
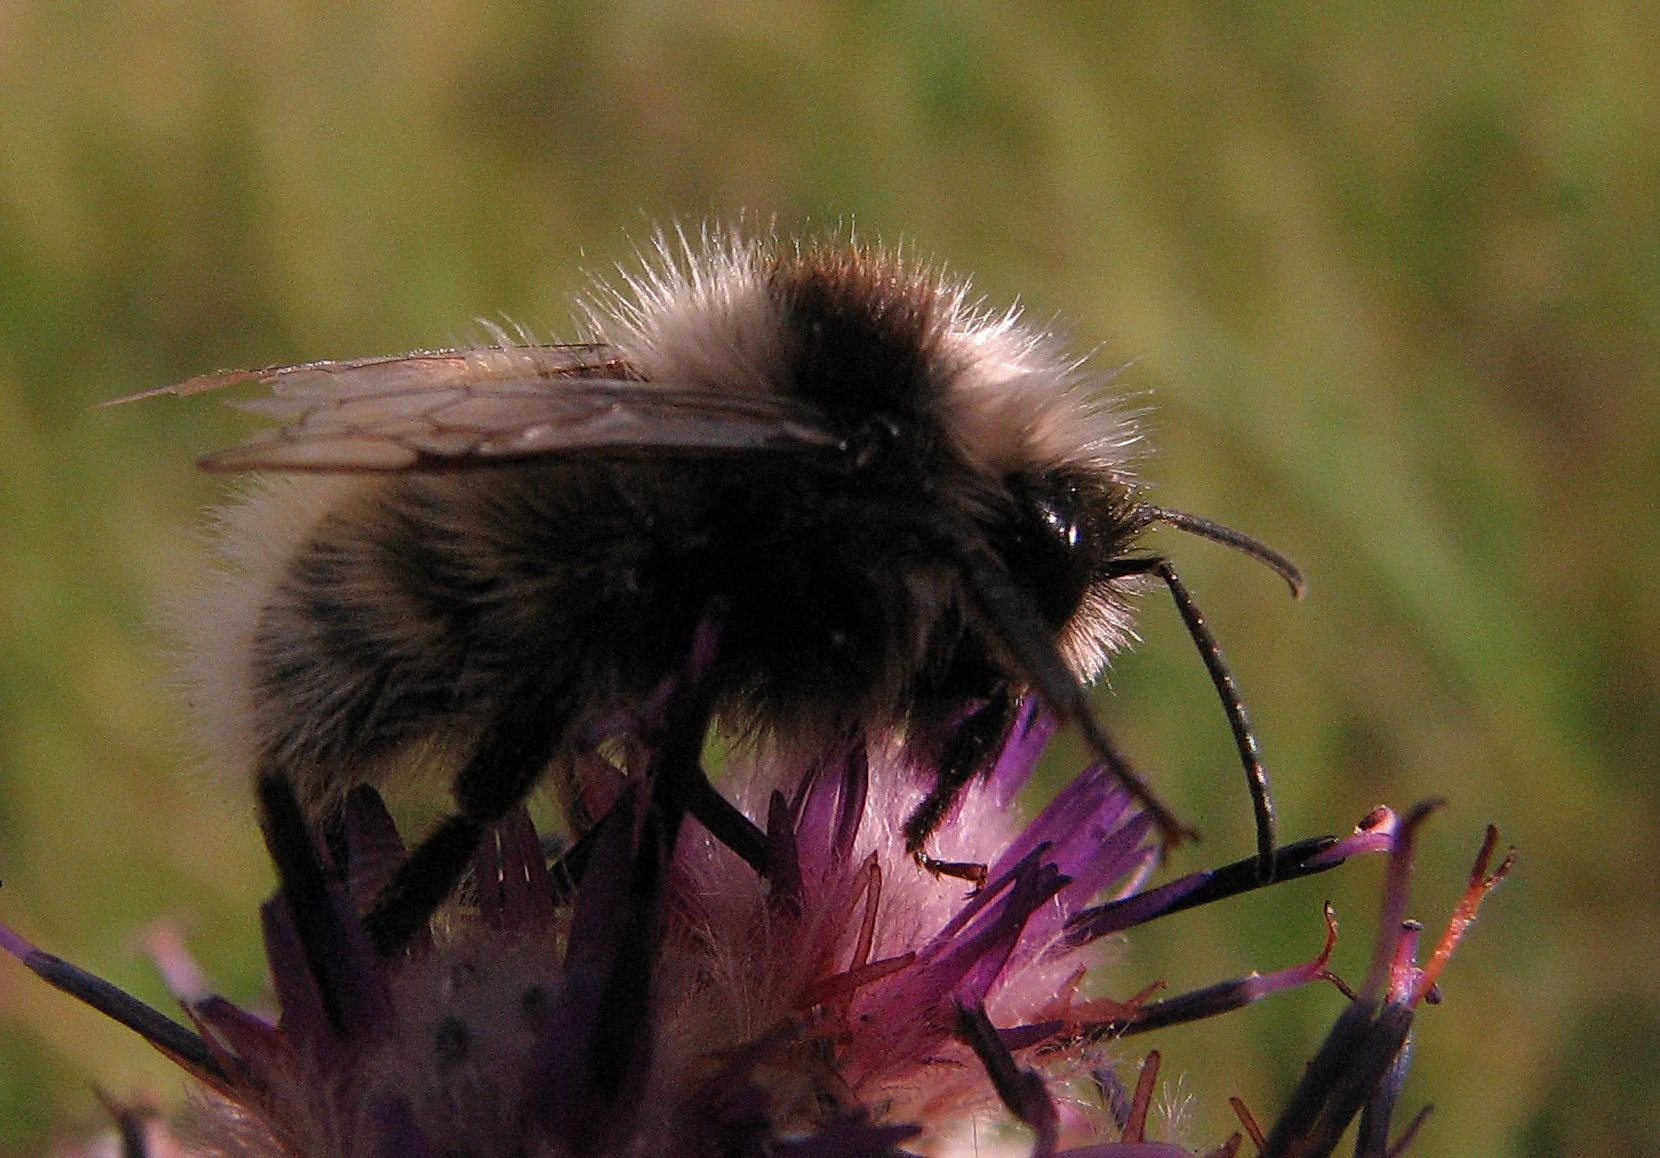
<box><xmin>109</xmin><ymin>345</ymin><xmax>848</xmax><ymax>472</ymax></box>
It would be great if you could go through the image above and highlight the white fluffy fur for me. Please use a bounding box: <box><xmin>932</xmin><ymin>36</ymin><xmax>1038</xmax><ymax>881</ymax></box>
<box><xmin>587</xmin><ymin>229</ymin><xmax>792</xmax><ymax>399</ymax></box>
<box><xmin>593</xmin><ymin>228</ymin><xmax>1143</xmax><ymax>477</ymax></box>
<box><xmin>179</xmin><ymin>475</ymin><xmax>359</xmax><ymax>790</ymax></box>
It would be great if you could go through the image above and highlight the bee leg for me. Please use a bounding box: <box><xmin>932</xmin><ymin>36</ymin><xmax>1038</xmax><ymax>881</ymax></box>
<box><xmin>678</xmin><ymin>769</ymin><xmax>769</xmax><ymax>872</ymax></box>
<box><xmin>905</xmin><ymin>690</ymin><xmax>1019</xmax><ymax>885</ymax></box>
<box><xmin>555</xmin><ymin>621</ymin><xmax>768</xmax><ymax>895</ymax></box>
<box><xmin>629</xmin><ymin>606</ymin><xmax>767</xmax><ymax>877</ymax></box>
<box><xmin>362</xmin><ymin>682</ymin><xmax>572</xmax><ymax>956</ymax></box>
<box><xmin>542</xmin><ymin>751</ymin><xmax>768</xmax><ymax>902</ymax></box>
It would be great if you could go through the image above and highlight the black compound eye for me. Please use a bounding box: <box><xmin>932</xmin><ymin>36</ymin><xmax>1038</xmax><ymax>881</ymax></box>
<box><xmin>1032</xmin><ymin>490</ymin><xmax>1083</xmax><ymax>553</ymax></box>
<box><xmin>1000</xmin><ymin>472</ymin><xmax>1098</xmax><ymax>630</ymax></box>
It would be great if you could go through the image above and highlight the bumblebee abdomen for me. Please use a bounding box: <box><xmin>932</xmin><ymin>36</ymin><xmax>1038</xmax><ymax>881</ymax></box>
<box><xmin>248</xmin><ymin>463</ymin><xmax>717</xmax><ymax>812</ymax></box>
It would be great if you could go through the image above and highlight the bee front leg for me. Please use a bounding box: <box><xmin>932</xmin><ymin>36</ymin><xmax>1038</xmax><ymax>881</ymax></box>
<box><xmin>904</xmin><ymin>690</ymin><xmax>1020</xmax><ymax>886</ymax></box>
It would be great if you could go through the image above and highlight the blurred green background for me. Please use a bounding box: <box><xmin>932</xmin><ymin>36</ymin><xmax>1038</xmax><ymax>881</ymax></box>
<box><xmin>0</xmin><ymin>3</ymin><xmax>1654</xmax><ymax>1154</ymax></box>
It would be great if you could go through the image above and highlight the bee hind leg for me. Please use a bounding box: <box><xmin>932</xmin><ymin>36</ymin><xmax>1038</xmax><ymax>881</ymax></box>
<box><xmin>362</xmin><ymin>681</ymin><xmax>574</xmax><ymax>955</ymax></box>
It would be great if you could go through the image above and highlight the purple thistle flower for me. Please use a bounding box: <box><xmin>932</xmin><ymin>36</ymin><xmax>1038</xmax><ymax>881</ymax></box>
<box><xmin>4</xmin><ymin>701</ymin><xmax>1505</xmax><ymax>1156</ymax></box>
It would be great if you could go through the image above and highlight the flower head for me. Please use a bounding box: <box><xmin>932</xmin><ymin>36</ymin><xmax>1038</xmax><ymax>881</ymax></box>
<box><xmin>4</xmin><ymin>699</ymin><xmax>1504</xmax><ymax>1156</ymax></box>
